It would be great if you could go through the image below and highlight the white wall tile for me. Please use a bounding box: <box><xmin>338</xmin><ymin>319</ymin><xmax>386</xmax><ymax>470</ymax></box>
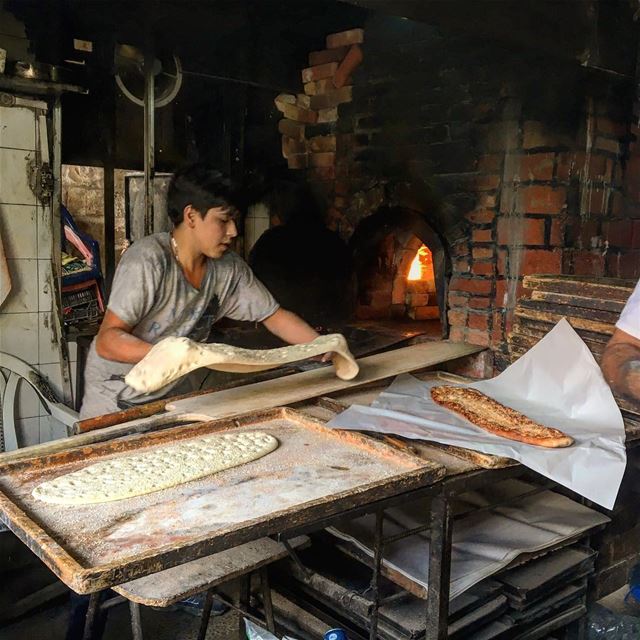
<box><xmin>0</xmin><ymin>106</ymin><xmax>36</xmax><ymax>150</ymax></box>
<box><xmin>37</xmin><ymin>205</ymin><xmax>53</xmax><ymax>259</ymax></box>
<box><xmin>38</xmin><ymin>311</ymin><xmax>60</xmax><ymax>365</ymax></box>
<box><xmin>2</xmin><ymin>258</ymin><xmax>38</xmax><ymax>313</ymax></box>
<box><xmin>0</xmin><ymin>204</ymin><xmax>38</xmax><ymax>259</ymax></box>
<box><xmin>0</xmin><ymin>148</ymin><xmax>36</xmax><ymax>205</ymax></box>
<box><xmin>15</xmin><ymin>416</ymin><xmax>40</xmax><ymax>447</ymax></box>
<box><xmin>37</xmin><ymin>258</ymin><xmax>53</xmax><ymax>312</ymax></box>
<box><xmin>40</xmin><ymin>415</ymin><xmax>69</xmax><ymax>442</ymax></box>
<box><xmin>0</xmin><ymin>311</ymin><xmax>39</xmax><ymax>363</ymax></box>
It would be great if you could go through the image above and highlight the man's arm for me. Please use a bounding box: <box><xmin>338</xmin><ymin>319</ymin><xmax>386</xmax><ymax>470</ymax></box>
<box><xmin>261</xmin><ymin>308</ymin><xmax>320</xmax><ymax>344</ymax></box>
<box><xmin>601</xmin><ymin>328</ymin><xmax>640</xmax><ymax>404</ymax></box>
<box><xmin>95</xmin><ymin>310</ymin><xmax>153</xmax><ymax>364</ymax></box>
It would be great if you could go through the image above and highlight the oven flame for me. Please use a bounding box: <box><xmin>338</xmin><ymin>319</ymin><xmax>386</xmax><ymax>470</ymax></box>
<box><xmin>407</xmin><ymin>244</ymin><xmax>433</xmax><ymax>281</ymax></box>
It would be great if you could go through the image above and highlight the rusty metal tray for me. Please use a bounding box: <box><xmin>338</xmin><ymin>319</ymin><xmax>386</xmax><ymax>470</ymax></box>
<box><xmin>0</xmin><ymin>407</ymin><xmax>445</xmax><ymax>594</ymax></box>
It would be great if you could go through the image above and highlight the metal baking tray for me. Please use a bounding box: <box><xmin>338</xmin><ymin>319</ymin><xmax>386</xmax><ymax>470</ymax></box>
<box><xmin>0</xmin><ymin>407</ymin><xmax>444</xmax><ymax>594</ymax></box>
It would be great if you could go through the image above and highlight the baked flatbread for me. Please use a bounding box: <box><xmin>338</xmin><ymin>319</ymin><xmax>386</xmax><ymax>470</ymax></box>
<box><xmin>430</xmin><ymin>386</ymin><xmax>573</xmax><ymax>448</ymax></box>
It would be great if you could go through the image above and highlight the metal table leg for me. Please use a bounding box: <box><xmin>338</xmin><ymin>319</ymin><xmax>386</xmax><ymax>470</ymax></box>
<box><xmin>260</xmin><ymin>566</ymin><xmax>276</xmax><ymax>633</ymax></box>
<box><xmin>197</xmin><ymin>589</ymin><xmax>215</xmax><ymax>640</ymax></box>
<box><xmin>368</xmin><ymin>510</ymin><xmax>384</xmax><ymax>640</ymax></box>
<box><xmin>81</xmin><ymin>592</ymin><xmax>102</xmax><ymax>640</ymax></box>
<box><xmin>425</xmin><ymin>495</ymin><xmax>452</xmax><ymax>640</ymax></box>
<box><xmin>129</xmin><ymin>600</ymin><xmax>144</xmax><ymax>640</ymax></box>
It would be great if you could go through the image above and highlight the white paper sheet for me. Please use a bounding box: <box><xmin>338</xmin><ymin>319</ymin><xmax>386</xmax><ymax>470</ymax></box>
<box><xmin>327</xmin><ymin>479</ymin><xmax>610</xmax><ymax>598</ymax></box>
<box><xmin>328</xmin><ymin>319</ymin><xmax>626</xmax><ymax>509</ymax></box>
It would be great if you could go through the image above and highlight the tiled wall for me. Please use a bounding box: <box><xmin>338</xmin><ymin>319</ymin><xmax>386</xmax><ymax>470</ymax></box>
<box><xmin>0</xmin><ymin>102</ymin><xmax>72</xmax><ymax>447</ymax></box>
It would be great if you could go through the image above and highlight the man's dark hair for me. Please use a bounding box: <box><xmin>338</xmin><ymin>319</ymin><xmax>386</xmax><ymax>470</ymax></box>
<box><xmin>167</xmin><ymin>165</ymin><xmax>241</xmax><ymax>226</ymax></box>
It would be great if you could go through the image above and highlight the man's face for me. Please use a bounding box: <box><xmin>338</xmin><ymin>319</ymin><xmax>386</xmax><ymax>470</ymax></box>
<box><xmin>192</xmin><ymin>206</ymin><xmax>239</xmax><ymax>258</ymax></box>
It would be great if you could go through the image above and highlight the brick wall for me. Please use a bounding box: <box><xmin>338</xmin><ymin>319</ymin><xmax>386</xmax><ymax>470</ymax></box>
<box><xmin>276</xmin><ymin>17</ymin><xmax>639</xmax><ymax>365</ymax></box>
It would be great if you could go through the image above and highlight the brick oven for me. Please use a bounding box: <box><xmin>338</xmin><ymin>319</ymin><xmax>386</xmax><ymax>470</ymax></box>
<box><xmin>273</xmin><ymin>14</ymin><xmax>640</xmax><ymax>371</ymax></box>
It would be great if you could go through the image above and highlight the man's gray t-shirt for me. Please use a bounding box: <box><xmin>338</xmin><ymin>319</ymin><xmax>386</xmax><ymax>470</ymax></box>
<box><xmin>80</xmin><ymin>233</ymin><xmax>279</xmax><ymax>419</ymax></box>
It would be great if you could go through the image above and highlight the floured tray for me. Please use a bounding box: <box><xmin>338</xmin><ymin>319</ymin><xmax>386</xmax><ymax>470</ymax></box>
<box><xmin>0</xmin><ymin>407</ymin><xmax>444</xmax><ymax>594</ymax></box>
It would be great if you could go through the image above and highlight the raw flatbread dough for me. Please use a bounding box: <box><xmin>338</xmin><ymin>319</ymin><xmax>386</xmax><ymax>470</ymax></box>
<box><xmin>125</xmin><ymin>333</ymin><xmax>359</xmax><ymax>394</ymax></box>
<box><xmin>32</xmin><ymin>431</ymin><xmax>278</xmax><ymax>505</ymax></box>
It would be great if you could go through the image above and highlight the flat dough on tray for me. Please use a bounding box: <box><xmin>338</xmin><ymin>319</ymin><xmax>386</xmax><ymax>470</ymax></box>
<box><xmin>32</xmin><ymin>431</ymin><xmax>278</xmax><ymax>505</ymax></box>
<box><xmin>125</xmin><ymin>333</ymin><xmax>359</xmax><ymax>394</ymax></box>
<box><xmin>430</xmin><ymin>385</ymin><xmax>574</xmax><ymax>448</ymax></box>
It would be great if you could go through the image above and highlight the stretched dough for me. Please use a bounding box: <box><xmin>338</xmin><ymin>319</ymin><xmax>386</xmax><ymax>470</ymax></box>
<box><xmin>125</xmin><ymin>333</ymin><xmax>359</xmax><ymax>394</ymax></box>
<box><xmin>33</xmin><ymin>431</ymin><xmax>278</xmax><ymax>505</ymax></box>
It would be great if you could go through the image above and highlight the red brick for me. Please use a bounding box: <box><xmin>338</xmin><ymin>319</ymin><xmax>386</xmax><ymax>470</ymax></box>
<box><xmin>308</xmin><ymin>166</ymin><xmax>336</xmax><ymax>181</ymax></box>
<box><xmin>519</xmin><ymin>153</ymin><xmax>555</xmax><ymax>181</ymax></box>
<box><xmin>597</xmin><ymin>117</ymin><xmax>628</xmax><ymax>138</ymax></box>
<box><xmin>497</xmin><ymin>217</ymin><xmax>545</xmax><ymax>246</ymax></box>
<box><xmin>448</xmin><ymin>309</ymin><xmax>467</xmax><ymax>326</ymax></box>
<box><xmin>280</xmin><ymin>103</ymin><xmax>318</xmax><ymax>124</ymax></box>
<box><xmin>303</xmin><ymin>78</ymin><xmax>335</xmax><ymax>96</ymax></box>
<box><xmin>471</xmin><ymin>261</ymin><xmax>495</xmax><ymax>276</ymax></box>
<box><xmin>472</xmin><ymin>247</ymin><xmax>493</xmax><ymax>260</ymax></box>
<box><xmin>301</xmin><ymin>62</ymin><xmax>338</xmax><ymax>84</ymax></box>
<box><xmin>521</xmin><ymin>249</ymin><xmax>562</xmax><ymax>274</ymax></box>
<box><xmin>287</xmin><ymin>153</ymin><xmax>308</xmax><ymax>169</ymax></box>
<box><xmin>587</xmin><ymin>154</ymin><xmax>611</xmax><ymax>181</ymax></box>
<box><xmin>550</xmin><ymin>219</ymin><xmax>564</xmax><ymax>246</ymax></box>
<box><xmin>334</xmin><ymin>196</ymin><xmax>348</xmax><ymax>209</ymax></box>
<box><xmin>586</xmin><ymin>187</ymin><xmax>609</xmax><ymax>215</ymax></box>
<box><xmin>467</xmin><ymin>329</ymin><xmax>490</xmax><ymax>347</ymax></box>
<box><xmin>604</xmin><ymin>220</ymin><xmax>634</xmax><ymax>248</ymax></box>
<box><xmin>497</xmin><ymin>249</ymin><xmax>508</xmax><ymax>276</ymax></box>
<box><xmin>310</xmin><ymin>152</ymin><xmax>336</xmax><ymax>168</ymax></box>
<box><xmin>495</xmin><ymin>279</ymin><xmax>525</xmax><ymax>309</ymax></box>
<box><xmin>617</xmin><ymin>251</ymin><xmax>640</xmax><ymax>278</ymax></box>
<box><xmin>472</xmin><ymin>229</ymin><xmax>493</xmax><ymax>243</ymax></box>
<box><xmin>448</xmin><ymin>294</ymin><xmax>468</xmax><ymax>307</ymax></box>
<box><xmin>475</xmin><ymin>175</ymin><xmax>501</xmax><ymax>191</ymax></box>
<box><xmin>479</xmin><ymin>193</ymin><xmax>497</xmax><ymax>208</ymax></box>
<box><xmin>451</xmin><ymin>241</ymin><xmax>470</xmax><ymax>257</ymax></box>
<box><xmin>518</xmin><ymin>186</ymin><xmax>566</xmax><ymax>214</ymax></box>
<box><xmin>469</xmin><ymin>296</ymin><xmax>492</xmax><ymax>309</ymax></box>
<box><xmin>595</xmin><ymin>137</ymin><xmax>620</xmax><ymax>155</ymax></box>
<box><xmin>633</xmin><ymin>221</ymin><xmax>640</xmax><ymax>249</ymax></box>
<box><xmin>477</xmin><ymin>154</ymin><xmax>502</xmax><ymax>173</ymax></box>
<box><xmin>326</xmin><ymin>28</ymin><xmax>364</xmax><ymax>49</ymax></box>
<box><xmin>572</xmin><ymin>250</ymin><xmax>605</xmax><ymax>276</ymax></box>
<box><xmin>523</xmin><ymin>121</ymin><xmax>565</xmax><ymax>149</ymax></box>
<box><xmin>308</xmin><ymin>135</ymin><xmax>336</xmax><ymax>153</ymax></box>
<box><xmin>281</xmin><ymin>136</ymin><xmax>307</xmax><ymax>159</ymax></box>
<box><xmin>467</xmin><ymin>209</ymin><xmax>496</xmax><ymax>224</ymax></box>
<box><xmin>453</xmin><ymin>257</ymin><xmax>470</xmax><ymax>274</ymax></box>
<box><xmin>317</xmin><ymin>107</ymin><xmax>338</xmax><ymax>123</ymax></box>
<box><xmin>449</xmin><ymin>326</ymin><xmax>466</xmax><ymax>342</ymax></box>
<box><xmin>278</xmin><ymin>118</ymin><xmax>305</xmax><ymax>141</ymax></box>
<box><xmin>407</xmin><ymin>292</ymin><xmax>430</xmax><ymax>306</ymax></box>
<box><xmin>410</xmin><ymin>306</ymin><xmax>440</xmax><ymax>320</ymax></box>
<box><xmin>333</xmin><ymin>44</ymin><xmax>363</xmax><ymax>89</ymax></box>
<box><xmin>296</xmin><ymin>93</ymin><xmax>311</xmax><ymax>109</ymax></box>
<box><xmin>468</xmin><ymin>311</ymin><xmax>490</xmax><ymax>331</ymax></box>
<box><xmin>556</xmin><ymin>152</ymin><xmax>582</xmax><ymax>181</ymax></box>
<box><xmin>449</xmin><ymin>277</ymin><xmax>493</xmax><ymax>295</ymax></box>
<box><xmin>309</xmin><ymin>46</ymin><xmax>348</xmax><ymax>66</ymax></box>
<box><xmin>309</xmin><ymin>86</ymin><xmax>353</xmax><ymax>110</ymax></box>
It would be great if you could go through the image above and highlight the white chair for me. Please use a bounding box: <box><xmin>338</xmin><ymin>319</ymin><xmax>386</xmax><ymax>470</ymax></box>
<box><xmin>0</xmin><ymin>351</ymin><xmax>78</xmax><ymax>453</ymax></box>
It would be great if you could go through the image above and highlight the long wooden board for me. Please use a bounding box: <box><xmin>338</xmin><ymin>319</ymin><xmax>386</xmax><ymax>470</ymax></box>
<box><xmin>167</xmin><ymin>341</ymin><xmax>484</xmax><ymax>417</ymax></box>
<box><xmin>523</xmin><ymin>275</ymin><xmax>635</xmax><ymax>302</ymax></box>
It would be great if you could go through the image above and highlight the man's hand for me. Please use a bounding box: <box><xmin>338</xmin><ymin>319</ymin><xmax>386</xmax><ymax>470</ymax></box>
<box><xmin>95</xmin><ymin>310</ymin><xmax>153</xmax><ymax>364</ymax></box>
<box><xmin>601</xmin><ymin>328</ymin><xmax>640</xmax><ymax>406</ymax></box>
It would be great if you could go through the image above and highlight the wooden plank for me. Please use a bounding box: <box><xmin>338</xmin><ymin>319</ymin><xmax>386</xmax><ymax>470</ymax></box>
<box><xmin>114</xmin><ymin>536</ymin><xmax>309</xmax><ymax>607</ymax></box>
<box><xmin>518</xmin><ymin>299</ymin><xmax>620</xmax><ymax>325</ymax></box>
<box><xmin>168</xmin><ymin>341</ymin><xmax>484</xmax><ymax>416</ymax></box>
<box><xmin>513</xmin><ymin>308</ymin><xmax>615</xmax><ymax>336</ymax></box>
<box><xmin>530</xmin><ymin>290</ymin><xmax>627</xmax><ymax>314</ymax></box>
<box><xmin>523</xmin><ymin>275</ymin><xmax>635</xmax><ymax>302</ymax></box>
<box><xmin>512</xmin><ymin>319</ymin><xmax>611</xmax><ymax>344</ymax></box>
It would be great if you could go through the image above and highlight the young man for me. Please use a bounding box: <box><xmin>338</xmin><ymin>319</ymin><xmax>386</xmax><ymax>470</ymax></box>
<box><xmin>80</xmin><ymin>165</ymin><xmax>321</xmax><ymax>419</ymax></box>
